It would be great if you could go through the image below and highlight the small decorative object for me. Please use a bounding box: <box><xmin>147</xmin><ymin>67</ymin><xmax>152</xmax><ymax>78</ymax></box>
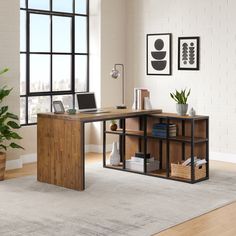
<box><xmin>110</xmin><ymin>120</ymin><xmax>117</xmax><ymax>131</ymax></box>
<box><xmin>170</xmin><ymin>89</ymin><xmax>191</xmax><ymax>116</ymax></box>
<box><xmin>189</xmin><ymin>107</ymin><xmax>196</xmax><ymax>116</ymax></box>
<box><xmin>144</xmin><ymin>97</ymin><xmax>152</xmax><ymax>110</ymax></box>
<box><xmin>147</xmin><ymin>33</ymin><xmax>172</xmax><ymax>75</ymax></box>
<box><xmin>67</xmin><ymin>109</ymin><xmax>77</xmax><ymax>115</ymax></box>
<box><xmin>0</xmin><ymin>68</ymin><xmax>24</xmax><ymax>181</ymax></box>
<box><xmin>109</xmin><ymin>142</ymin><xmax>120</xmax><ymax>166</ymax></box>
<box><xmin>178</xmin><ymin>37</ymin><xmax>200</xmax><ymax>70</ymax></box>
<box><xmin>53</xmin><ymin>101</ymin><xmax>65</xmax><ymax>114</ymax></box>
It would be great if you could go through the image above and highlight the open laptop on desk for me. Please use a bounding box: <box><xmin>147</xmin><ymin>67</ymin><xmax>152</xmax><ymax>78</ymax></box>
<box><xmin>77</xmin><ymin>92</ymin><xmax>110</xmax><ymax>114</ymax></box>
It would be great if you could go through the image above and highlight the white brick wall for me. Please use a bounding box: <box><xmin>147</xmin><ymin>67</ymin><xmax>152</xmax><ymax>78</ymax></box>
<box><xmin>126</xmin><ymin>0</ymin><xmax>236</xmax><ymax>157</ymax></box>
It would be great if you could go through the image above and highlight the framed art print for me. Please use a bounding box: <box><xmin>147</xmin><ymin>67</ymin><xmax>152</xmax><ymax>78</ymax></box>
<box><xmin>53</xmin><ymin>101</ymin><xmax>65</xmax><ymax>114</ymax></box>
<box><xmin>178</xmin><ymin>37</ymin><xmax>200</xmax><ymax>70</ymax></box>
<box><xmin>146</xmin><ymin>33</ymin><xmax>172</xmax><ymax>76</ymax></box>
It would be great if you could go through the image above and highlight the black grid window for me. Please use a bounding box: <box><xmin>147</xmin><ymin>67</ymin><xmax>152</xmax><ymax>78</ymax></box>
<box><xmin>20</xmin><ymin>0</ymin><xmax>89</xmax><ymax>125</ymax></box>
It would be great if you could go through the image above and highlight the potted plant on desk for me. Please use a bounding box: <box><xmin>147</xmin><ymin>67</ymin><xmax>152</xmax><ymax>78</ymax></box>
<box><xmin>0</xmin><ymin>68</ymin><xmax>24</xmax><ymax>180</ymax></box>
<box><xmin>170</xmin><ymin>88</ymin><xmax>191</xmax><ymax>116</ymax></box>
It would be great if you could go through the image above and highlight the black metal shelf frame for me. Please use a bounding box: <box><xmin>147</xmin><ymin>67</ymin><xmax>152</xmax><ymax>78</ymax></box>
<box><xmin>103</xmin><ymin>114</ymin><xmax>209</xmax><ymax>184</ymax></box>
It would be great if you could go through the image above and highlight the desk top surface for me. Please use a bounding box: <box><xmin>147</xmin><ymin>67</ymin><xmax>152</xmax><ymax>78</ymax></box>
<box><xmin>38</xmin><ymin>108</ymin><xmax>163</xmax><ymax>122</ymax></box>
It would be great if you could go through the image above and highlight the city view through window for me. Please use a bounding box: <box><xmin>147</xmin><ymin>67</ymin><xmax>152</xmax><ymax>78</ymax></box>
<box><xmin>20</xmin><ymin>0</ymin><xmax>89</xmax><ymax>124</ymax></box>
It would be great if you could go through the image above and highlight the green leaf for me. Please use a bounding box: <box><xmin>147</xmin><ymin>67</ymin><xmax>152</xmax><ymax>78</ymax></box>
<box><xmin>0</xmin><ymin>106</ymin><xmax>8</xmax><ymax>116</ymax></box>
<box><xmin>0</xmin><ymin>68</ymin><xmax>9</xmax><ymax>76</ymax></box>
<box><xmin>7</xmin><ymin>121</ymin><xmax>21</xmax><ymax>129</ymax></box>
<box><xmin>0</xmin><ymin>87</ymin><xmax>12</xmax><ymax>101</ymax></box>
<box><xmin>10</xmin><ymin>132</ymin><xmax>22</xmax><ymax>140</ymax></box>
<box><xmin>6</xmin><ymin>112</ymin><xmax>19</xmax><ymax>120</ymax></box>
<box><xmin>0</xmin><ymin>144</ymin><xmax>7</xmax><ymax>151</ymax></box>
<box><xmin>9</xmin><ymin>143</ymin><xmax>24</xmax><ymax>150</ymax></box>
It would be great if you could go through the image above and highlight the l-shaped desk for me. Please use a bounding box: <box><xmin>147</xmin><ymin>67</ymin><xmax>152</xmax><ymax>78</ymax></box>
<box><xmin>37</xmin><ymin>108</ymin><xmax>162</xmax><ymax>191</ymax></box>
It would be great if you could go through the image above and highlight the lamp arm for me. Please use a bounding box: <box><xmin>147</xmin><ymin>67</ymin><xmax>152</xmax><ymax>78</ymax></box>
<box><xmin>114</xmin><ymin>64</ymin><xmax>125</xmax><ymax>105</ymax></box>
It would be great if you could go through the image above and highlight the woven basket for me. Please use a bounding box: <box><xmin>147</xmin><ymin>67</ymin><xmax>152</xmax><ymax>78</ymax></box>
<box><xmin>171</xmin><ymin>163</ymin><xmax>206</xmax><ymax>180</ymax></box>
<box><xmin>0</xmin><ymin>152</ymin><xmax>6</xmax><ymax>181</ymax></box>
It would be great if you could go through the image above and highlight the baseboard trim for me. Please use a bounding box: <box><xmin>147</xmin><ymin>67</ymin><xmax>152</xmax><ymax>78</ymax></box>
<box><xmin>210</xmin><ymin>151</ymin><xmax>236</xmax><ymax>164</ymax></box>
<box><xmin>6</xmin><ymin>144</ymin><xmax>114</xmax><ymax>170</ymax></box>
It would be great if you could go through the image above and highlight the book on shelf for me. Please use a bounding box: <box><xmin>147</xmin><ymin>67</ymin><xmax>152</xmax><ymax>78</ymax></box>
<box><xmin>133</xmin><ymin>88</ymin><xmax>150</xmax><ymax>110</ymax></box>
<box><xmin>152</xmin><ymin>123</ymin><xmax>177</xmax><ymax>137</ymax></box>
<box><xmin>131</xmin><ymin>156</ymin><xmax>155</xmax><ymax>163</ymax></box>
<box><xmin>126</xmin><ymin>159</ymin><xmax>160</xmax><ymax>172</ymax></box>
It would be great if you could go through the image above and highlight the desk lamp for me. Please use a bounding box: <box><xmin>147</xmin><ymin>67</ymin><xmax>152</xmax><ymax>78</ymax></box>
<box><xmin>110</xmin><ymin>64</ymin><xmax>127</xmax><ymax>109</ymax></box>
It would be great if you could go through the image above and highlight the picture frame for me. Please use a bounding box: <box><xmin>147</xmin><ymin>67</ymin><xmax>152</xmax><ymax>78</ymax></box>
<box><xmin>53</xmin><ymin>101</ymin><xmax>65</xmax><ymax>114</ymax></box>
<box><xmin>146</xmin><ymin>33</ymin><xmax>172</xmax><ymax>76</ymax></box>
<box><xmin>178</xmin><ymin>37</ymin><xmax>200</xmax><ymax>70</ymax></box>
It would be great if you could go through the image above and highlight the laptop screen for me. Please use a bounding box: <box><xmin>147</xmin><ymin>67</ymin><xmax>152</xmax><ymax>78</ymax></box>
<box><xmin>77</xmin><ymin>93</ymin><xmax>97</xmax><ymax>110</ymax></box>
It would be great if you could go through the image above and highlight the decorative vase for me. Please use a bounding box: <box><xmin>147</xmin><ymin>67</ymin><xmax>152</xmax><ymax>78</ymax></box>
<box><xmin>109</xmin><ymin>142</ymin><xmax>120</xmax><ymax>166</ymax></box>
<box><xmin>110</xmin><ymin>123</ymin><xmax>117</xmax><ymax>131</ymax></box>
<box><xmin>144</xmin><ymin>97</ymin><xmax>152</xmax><ymax>110</ymax></box>
<box><xmin>189</xmin><ymin>107</ymin><xmax>196</xmax><ymax>116</ymax></box>
<box><xmin>0</xmin><ymin>152</ymin><xmax>6</xmax><ymax>181</ymax></box>
<box><xmin>176</xmin><ymin>104</ymin><xmax>188</xmax><ymax>116</ymax></box>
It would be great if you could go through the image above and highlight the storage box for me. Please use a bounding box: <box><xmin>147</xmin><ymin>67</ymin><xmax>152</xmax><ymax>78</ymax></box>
<box><xmin>171</xmin><ymin>163</ymin><xmax>206</xmax><ymax>180</ymax></box>
<box><xmin>126</xmin><ymin>159</ymin><xmax>160</xmax><ymax>172</ymax></box>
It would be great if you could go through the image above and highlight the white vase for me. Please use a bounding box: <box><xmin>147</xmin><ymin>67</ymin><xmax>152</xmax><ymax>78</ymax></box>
<box><xmin>144</xmin><ymin>97</ymin><xmax>152</xmax><ymax>110</ymax></box>
<box><xmin>109</xmin><ymin>142</ymin><xmax>120</xmax><ymax>166</ymax></box>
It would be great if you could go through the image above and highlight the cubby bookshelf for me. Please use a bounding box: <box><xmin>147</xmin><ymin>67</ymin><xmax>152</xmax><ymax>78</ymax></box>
<box><xmin>103</xmin><ymin>113</ymin><xmax>209</xmax><ymax>184</ymax></box>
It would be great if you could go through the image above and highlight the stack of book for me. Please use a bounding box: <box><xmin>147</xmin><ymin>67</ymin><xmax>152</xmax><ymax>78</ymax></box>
<box><xmin>126</xmin><ymin>152</ymin><xmax>160</xmax><ymax>172</ymax></box>
<box><xmin>152</xmin><ymin>123</ymin><xmax>177</xmax><ymax>138</ymax></box>
<box><xmin>132</xmin><ymin>88</ymin><xmax>150</xmax><ymax>110</ymax></box>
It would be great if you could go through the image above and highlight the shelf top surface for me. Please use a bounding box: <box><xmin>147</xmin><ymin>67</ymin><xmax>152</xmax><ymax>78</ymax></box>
<box><xmin>38</xmin><ymin>108</ymin><xmax>163</xmax><ymax>122</ymax></box>
<box><xmin>150</xmin><ymin>112</ymin><xmax>209</xmax><ymax>120</ymax></box>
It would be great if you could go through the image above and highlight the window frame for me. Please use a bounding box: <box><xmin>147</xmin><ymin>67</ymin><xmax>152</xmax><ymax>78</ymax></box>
<box><xmin>20</xmin><ymin>0</ymin><xmax>89</xmax><ymax>126</ymax></box>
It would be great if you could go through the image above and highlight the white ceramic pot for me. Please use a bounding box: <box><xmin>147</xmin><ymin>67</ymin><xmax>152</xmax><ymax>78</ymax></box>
<box><xmin>109</xmin><ymin>142</ymin><xmax>120</xmax><ymax>166</ymax></box>
<box><xmin>176</xmin><ymin>104</ymin><xmax>188</xmax><ymax>116</ymax></box>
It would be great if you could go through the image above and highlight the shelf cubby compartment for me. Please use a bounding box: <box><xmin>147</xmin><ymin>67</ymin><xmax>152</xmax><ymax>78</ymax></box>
<box><xmin>103</xmin><ymin>113</ymin><xmax>209</xmax><ymax>184</ymax></box>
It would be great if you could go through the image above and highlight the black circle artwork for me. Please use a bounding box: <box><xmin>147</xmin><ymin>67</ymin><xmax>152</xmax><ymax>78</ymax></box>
<box><xmin>182</xmin><ymin>41</ymin><xmax>195</xmax><ymax>66</ymax></box>
<box><xmin>151</xmin><ymin>39</ymin><xmax>167</xmax><ymax>71</ymax></box>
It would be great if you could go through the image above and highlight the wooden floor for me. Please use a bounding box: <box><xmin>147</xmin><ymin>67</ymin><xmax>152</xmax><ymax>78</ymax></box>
<box><xmin>4</xmin><ymin>154</ymin><xmax>236</xmax><ymax>236</ymax></box>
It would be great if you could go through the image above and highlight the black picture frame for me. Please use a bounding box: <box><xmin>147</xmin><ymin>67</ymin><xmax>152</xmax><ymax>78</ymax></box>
<box><xmin>53</xmin><ymin>101</ymin><xmax>65</xmax><ymax>114</ymax></box>
<box><xmin>146</xmin><ymin>33</ymin><xmax>172</xmax><ymax>76</ymax></box>
<box><xmin>178</xmin><ymin>37</ymin><xmax>200</xmax><ymax>70</ymax></box>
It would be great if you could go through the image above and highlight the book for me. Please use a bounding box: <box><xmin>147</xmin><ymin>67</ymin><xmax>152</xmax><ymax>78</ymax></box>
<box><xmin>135</xmin><ymin>152</ymin><xmax>151</xmax><ymax>159</ymax></box>
<box><xmin>131</xmin><ymin>156</ymin><xmax>155</xmax><ymax>163</ymax></box>
<box><xmin>133</xmin><ymin>88</ymin><xmax>150</xmax><ymax>110</ymax></box>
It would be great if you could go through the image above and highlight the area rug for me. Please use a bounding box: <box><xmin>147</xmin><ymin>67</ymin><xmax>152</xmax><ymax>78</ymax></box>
<box><xmin>0</xmin><ymin>162</ymin><xmax>236</xmax><ymax>236</ymax></box>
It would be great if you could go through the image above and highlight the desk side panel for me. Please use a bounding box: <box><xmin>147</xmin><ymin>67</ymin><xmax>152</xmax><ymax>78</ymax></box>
<box><xmin>37</xmin><ymin>116</ymin><xmax>84</xmax><ymax>190</ymax></box>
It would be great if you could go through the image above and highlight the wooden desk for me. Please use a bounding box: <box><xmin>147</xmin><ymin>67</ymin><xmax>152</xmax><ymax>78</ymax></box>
<box><xmin>37</xmin><ymin>108</ymin><xmax>162</xmax><ymax>191</ymax></box>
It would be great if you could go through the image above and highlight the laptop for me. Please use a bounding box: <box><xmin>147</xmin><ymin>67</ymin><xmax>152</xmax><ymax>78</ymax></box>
<box><xmin>77</xmin><ymin>92</ymin><xmax>109</xmax><ymax>114</ymax></box>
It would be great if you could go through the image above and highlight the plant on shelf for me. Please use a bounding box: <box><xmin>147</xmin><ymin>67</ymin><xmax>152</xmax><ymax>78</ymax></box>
<box><xmin>0</xmin><ymin>68</ymin><xmax>24</xmax><ymax>181</ymax></box>
<box><xmin>170</xmin><ymin>88</ymin><xmax>191</xmax><ymax>116</ymax></box>
<box><xmin>110</xmin><ymin>120</ymin><xmax>118</xmax><ymax>131</ymax></box>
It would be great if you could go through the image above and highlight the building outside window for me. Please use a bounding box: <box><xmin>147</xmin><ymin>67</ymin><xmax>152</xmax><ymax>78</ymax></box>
<box><xmin>20</xmin><ymin>0</ymin><xmax>89</xmax><ymax>125</ymax></box>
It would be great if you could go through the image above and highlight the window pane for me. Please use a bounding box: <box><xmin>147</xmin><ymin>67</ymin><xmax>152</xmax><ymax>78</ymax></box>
<box><xmin>53</xmin><ymin>95</ymin><xmax>73</xmax><ymax>110</ymax></box>
<box><xmin>75</xmin><ymin>16</ymin><xmax>87</xmax><ymax>53</ymax></box>
<box><xmin>52</xmin><ymin>16</ymin><xmax>71</xmax><ymax>53</ymax></box>
<box><xmin>53</xmin><ymin>55</ymin><xmax>71</xmax><ymax>91</ymax></box>
<box><xmin>28</xmin><ymin>0</ymin><xmax>50</xmax><ymax>10</ymax></box>
<box><xmin>30</xmin><ymin>14</ymin><xmax>50</xmax><ymax>52</ymax></box>
<box><xmin>75</xmin><ymin>0</ymin><xmax>87</xmax><ymax>14</ymax></box>
<box><xmin>20</xmin><ymin>0</ymin><xmax>26</xmax><ymax>8</ymax></box>
<box><xmin>20</xmin><ymin>54</ymin><xmax>26</xmax><ymax>95</ymax></box>
<box><xmin>28</xmin><ymin>96</ymin><xmax>51</xmax><ymax>123</ymax></box>
<box><xmin>75</xmin><ymin>55</ymin><xmax>87</xmax><ymax>92</ymax></box>
<box><xmin>20</xmin><ymin>97</ymin><xmax>26</xmax><ymax>125</ymax></box>
<box><xmin>30</xmin><ymin>55</ymin><xmax>50</xmax><ymax>92</ymax></box>
<box><xmin>53</xmin><ymin>0</ymin><xmax>73</xmax><ymax>13</ymax></box>
<box><xmin>20</xmin><ymin>11</ymin><xmax>26</xmax><ymax>52</ymax></box>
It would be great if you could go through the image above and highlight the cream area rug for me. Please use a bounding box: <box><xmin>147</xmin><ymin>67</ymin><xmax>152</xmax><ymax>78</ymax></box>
<box><xmin>0</xmin><ymin>162</ymin><xmax>236</xmax><ymax>236</ymax></box>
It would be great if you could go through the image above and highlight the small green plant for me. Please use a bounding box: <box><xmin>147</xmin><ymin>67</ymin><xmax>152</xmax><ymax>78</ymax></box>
<box><xmin>111</xmin><ymin>120</ymin><xmax>117</xmax><ymax>125</ymax></box>
<box><xmin>0</xmin><ymin>68</ymin><xmax>24</xmax><ymax>151</ymax></box>
<box><xmin>170</xmin><ymin>88</ymin><xmax>191</xmax><ymax>104</ymax></box>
